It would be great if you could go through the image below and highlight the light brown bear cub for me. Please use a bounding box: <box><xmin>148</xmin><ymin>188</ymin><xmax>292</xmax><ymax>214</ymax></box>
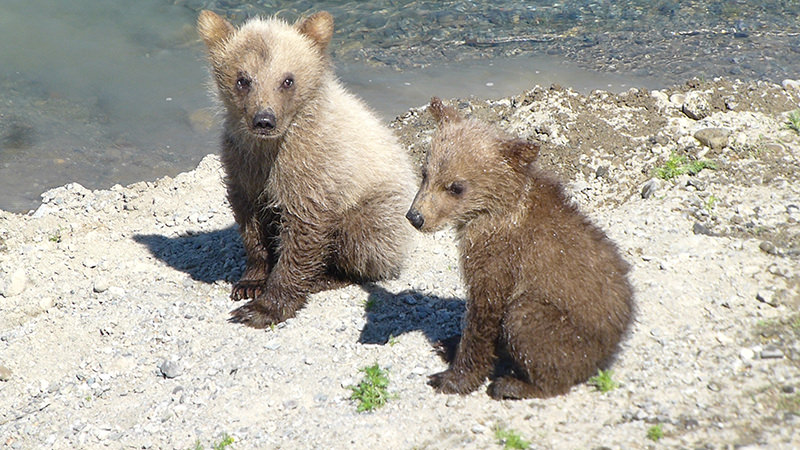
<box><xmin>406</xmin><ymin>98</ymin><xmax>633</xmax><ymax>399</ymax></box>
<box><xmin>198</xmin><ymin>11</ymin><xmax>415</xmax><ymax>328</ymax></box>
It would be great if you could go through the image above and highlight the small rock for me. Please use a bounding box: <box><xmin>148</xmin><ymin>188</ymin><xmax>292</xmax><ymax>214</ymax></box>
<box><xmin>759</xmin><ymin>241</ymin><xmax>779</xmax><ymax>255</ymax></box>
<box><xmin>760</xmin><ymin>347</ymin><xmax>784</xmax><ymax>359</ymax></box>
<box><xmin>82</xmin><ymin>259</ymin><xmax>99</xmax><ymax>269</ymax></box>
<box><xmin>595</xmin><ymin>165</ymin><xmax>609</xmax><ymax>178</ymax></box>
<box><xmin>692</xmin><ymin>222</ymin><xmax>714</xmax><ymax>236</ymax></box>
<box><xmin>739</xmin><ymin>348</ymin><xmax>756</xmax><ymax>361</ymax></box>
<box><xmin>445</xmin><ymin>396</ymin><xmax>461</xmax><ymax>408</ymax></box>
<box><xmin>686</xmin><ymin>178</ymin><xmax>706</xmax><ymax>191</ymax></box>
<box><xmin>159</xmin><ymin>360</ymin><xmax>182</xmax><ymax>379</ymax></box>
<box><xmin>1</xmin><ymin>268</ymin><xmax>28</xmax><ymax>297</ymax></box>
<box><xmin>782</xmin><ymin>79</ymin><xmax>800</xmax><ymax>91</ymax></box>
<box><xmin>283</xmin><ymin>400</ymin><xmax>298</xmax><ymax>410</ymax></box>
<box><xmin>38</xmin><ymin>297</ymin><xmax>54</xmax><ymax>311</ymax></box>
<box><xmin>694</xmin><ymin>128</ymin><xmax>730</xmax><ymax>150</ymax></box>
<box><xmin>0</xmin><ymin>365</ymin><xmax>12</xmax><ymax>381</ymax></box>
<box><xmin>641</xmin><ymin>178</ymin><xmax>661</xmax><ymax>199</ymax></box>
<box><xmin>669</xmin><ymin>93</ymin><xmax>686</xmax><ymax>104</ymax></box>
<box><xmin>682</xmin><ymin>91</ymin><xmax>712</xmax><ymax>120</ymax></box>
<box><xmin>756</xmin><ymin>289</ymin><xmax>779</xmax><ymax>307</ymax></box>
<box><xmin>723</xmin><ymin>96</ymin><xmax>738</xmax><ymax>110</ymax></box>
<box><xmin>471</xmin><ymin>424</ymin><xmax>488</xmax><ymax>434</ymax></box>
<box><xmin>93</xmin><ymin>277</ymin><xmax>110</xmax><ymax>293</ymax></box>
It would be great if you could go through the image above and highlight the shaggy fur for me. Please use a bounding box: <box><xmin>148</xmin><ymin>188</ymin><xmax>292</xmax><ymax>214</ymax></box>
<box><xmin>198</xmin><ymin>11</ymin><xmax>415</xmax><ymax>328</ymax></box>
<box><xmin>406</xmin><ymin>98</ymin><xmax>634</xmax><ymax>399</ymax></box>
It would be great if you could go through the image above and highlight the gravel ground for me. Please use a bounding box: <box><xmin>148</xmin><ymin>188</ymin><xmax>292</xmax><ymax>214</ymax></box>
<box><xmin>1</xmin><ymin>78</ymin><xmax>799</xmax><ymax>449</ymax></box>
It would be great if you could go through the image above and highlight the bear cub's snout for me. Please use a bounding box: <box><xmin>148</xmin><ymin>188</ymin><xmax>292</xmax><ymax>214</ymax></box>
<box><xmin>405</xmin><ymin>209</ymin><xmax>424</xmax><ymax>230</ymax></box>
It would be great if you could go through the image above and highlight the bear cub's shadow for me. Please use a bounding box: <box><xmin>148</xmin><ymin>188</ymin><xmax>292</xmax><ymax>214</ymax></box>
<box><xmin>359</xmin><ymin>284</ymin><xmax>516</xmax><ymax>379</ymax></box>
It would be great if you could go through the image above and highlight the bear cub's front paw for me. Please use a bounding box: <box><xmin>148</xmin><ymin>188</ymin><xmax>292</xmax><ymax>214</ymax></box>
<box><xmin>428</xmin><ymin>369</ymin><xmax>483</xmax><ymax>395</ymax></box>
<box><xmin>229</xmin><ymin>300</ymin><xmax>290</xmax><ymax>329</ymax></box>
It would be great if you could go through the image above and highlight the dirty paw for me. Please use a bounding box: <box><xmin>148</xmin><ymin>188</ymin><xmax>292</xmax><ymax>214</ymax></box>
<box><xmin>428</xmin><ymin>369</ymin><xmax>482</xmax><ymax>395</ymax></box>
<box><xmin>229</xmin><ymin>301</ymin><xmax>290</xmax><ymax>329</ymax></box>
<box><xmin>230</xmin><ymin>279</ymin><xmax>268</xmax><ymax>301</ymax></box>
<box><xmin>487</xmin><ymin>376</ymin><xmax>540</xmax><ymax>400</ymax></box>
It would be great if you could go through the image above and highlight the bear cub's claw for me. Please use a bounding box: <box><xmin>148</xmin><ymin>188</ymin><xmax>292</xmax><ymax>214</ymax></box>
<box><xmin>229</xmin><ymin>301</ymin><xmax>290</xmax><ymax>329</ymax></box>
<box><xmin>230</xmin><ymin>280</ymin><xmax>268</xmax><ymax>301</ymax></box>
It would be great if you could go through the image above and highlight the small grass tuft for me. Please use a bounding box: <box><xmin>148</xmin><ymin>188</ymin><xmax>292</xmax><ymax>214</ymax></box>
<box><xmin>363</xmin><ymin>296</ymin><xmax>379</xmax><ymax>312</ymax></box>
<box><xmin>49</xmin><ymin>228</ymin><xmax>63</xmax><ymax>243</ymax></box>
<box><xmin>349</xmin><ymin>363</ymin><xmax>392</xmax><ymax>412</ymax></box>
<box><xmin>704</xmin><ymin>194</ymin><xmax>719</xmax><ymax>213</ymax></box>
<box><xmin>192</xmin><ymin>433</ymin><xmax>235</xmax><ymax>450</ymax></box>
<box><xmin>653</xmin><ymin>153</ymin><xmax>717</xmax><ymax>180</ymax></box>
<box><xmin>647</xmin><ymin>424</ymin><xmax>664</xmax><ymax>442</ymax></box>
<box><xmin>785</xmin><ymin>109</ymin><xmax>800</xmax><ymax>134</ymax></box>
<box><xmin>589</xmin><ymin>369</ymin><xmax>619</xmax><ymax>393</ymax></box>
<box><xmin>494</xmin><ymin>426</ymin><xmax>530</xmax><ymax>449</ymax></box>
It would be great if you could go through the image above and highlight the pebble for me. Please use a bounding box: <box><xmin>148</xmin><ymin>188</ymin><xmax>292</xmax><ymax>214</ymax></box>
<box><xmin>782</xmin><ymin>79</ymin><xmax>800</xmax><ymax>91</ymax></box>
<box><xmin>694</xmin><ymin>128</ymin><xmax>730</xmax><ymax>150</ymax></box>
<box><xmin>1</xmin><ymin>268</ymin><xmax>28</xmax><ymax>297</ymax></box>
<box><xmin>739</xmin><ymin>348</ymin><xmax>756</xmax><ymax>361</ymax></box>
<box><xmin>0</xmin><ymin>365</ymin><xmax>12</xmax><ymax>381</ymax></box>
<box><xmin>641</xmin><ymin>178</ymin><xmax>661</xmax><ymax>199</ymax></box>
<box><xmin>471</xmin><ymin>424</ymin><xmax>488</xmax><ymax>434</ymax></box>
<box><xmin>758</xmin><ymin>241</ymin><xmax>779</xmax><ymax>255</ymax></box>
<box><xmin>93</xmin><ymin>277</ymin><xmax>110</xmax><ymax>293</ymax></box>
<box><xmin>283</xmin><ymin>400</ymin><xmax>298</xmax><ymax>410</ymax></box>
<box><xmin>760</xmin><ymin>347</ymin><xmax>784</xmax><ymax>359</ymax></box>
<box><xmin>159</xmin><ymin>360</ymin><xmax>183</xmax><ymax>379</ymax></box>
<box><xmin>682</xmin><ymin>91</ymin><xmax>711</xmax><ymax>120</ymax></box>
<box><xmin>692</xmin><ymin>222</ymin><xmax>714</xmax><ymax>236</ymax></box>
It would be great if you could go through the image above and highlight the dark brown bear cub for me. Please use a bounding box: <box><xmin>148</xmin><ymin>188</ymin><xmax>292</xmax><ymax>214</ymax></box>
<box><xmin>198</xmin><ymin>11</ymin><xmax>415</xmax><ymax>328</ymax></box>
<box><xmin>406</xmin><ymin>98</ymin><xmax>633</xmax><ymax>399</ymax></box>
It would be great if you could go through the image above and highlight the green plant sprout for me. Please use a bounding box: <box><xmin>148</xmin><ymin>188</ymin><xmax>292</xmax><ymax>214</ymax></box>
<box><xmin>589</xmin><ymin>369</ymin><xmax>619</xmax><ymax>393</ymax></box>
<box><xmin>494</xmin><ymin>426</ymin><xmax>530</xmax><ymax>449</ymax></box>
<box><xmin>349</xmin><ymin>364</ymin><xmax>392</xmax><ymax>412</ymax></box>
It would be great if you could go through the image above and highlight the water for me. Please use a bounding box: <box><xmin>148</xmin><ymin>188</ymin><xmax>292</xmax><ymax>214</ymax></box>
<box><xmin>2</xmin><ymin>0</ymin><xmax>799</xmax><ymax>212</ymax></box>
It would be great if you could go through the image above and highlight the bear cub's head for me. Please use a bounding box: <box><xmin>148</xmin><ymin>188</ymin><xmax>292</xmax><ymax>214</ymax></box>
<box><xmin>197</xmin><ymin>10</ymin><xmax>334</xmax><ymax>139</ymax></box>
<box><xmin>406</xmin><ymin>97</ymin><xmax>540</xmax><ymax>232</ymax></box>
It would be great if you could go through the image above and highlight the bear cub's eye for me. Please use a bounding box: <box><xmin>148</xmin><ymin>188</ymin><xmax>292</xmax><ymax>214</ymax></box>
<box><xmin>281</xmin><ymin>75</ymin><xmax>295</xmax><ymax>89</ymax></box>
<box><xmin>235</xmin><ymin>74</ymin><xmax>252</xmax><ymax>92</ymax></box>
<box><xmin>446</xmin><ymin>182</ymin><xmax>465</xmax><ymax>196</ymax></box>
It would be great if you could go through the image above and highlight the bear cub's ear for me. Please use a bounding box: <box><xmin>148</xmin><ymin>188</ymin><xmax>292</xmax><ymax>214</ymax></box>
<box><xmin>197</xmin><ymin>10</ymin><xmax>235</xmax><ymax>52</ymax></box>
<box><xmin>297</xmin><ymin>12</ymin><xmax>334</xmax><ymax>51</ymax></box>
<box><xmin>429</xmin><ymin>97</ymin><xmax>461</xmax><ymax>125</ymax></box>
<box><xmin>501</xmin><ymin>139</ymin><xmax>540</xmax><ymax>171</ymax></box>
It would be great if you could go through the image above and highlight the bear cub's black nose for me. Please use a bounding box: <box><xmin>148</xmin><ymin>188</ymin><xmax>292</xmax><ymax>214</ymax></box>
<box><xmin>252</xmin><ymin>110</ymin><xmax>277</xmax><ymax>130</ymax></box>
<box><xmin>406</xmin><ymin>209</ymin><xmax>424</xmax><ymax>230</ymax></box>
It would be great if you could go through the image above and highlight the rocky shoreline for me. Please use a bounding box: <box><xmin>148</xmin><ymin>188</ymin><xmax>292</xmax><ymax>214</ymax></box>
<box><xmin>1</xmin><ymin>78</ymin><xmax>799</xmax><ymax>449</ymax></box>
